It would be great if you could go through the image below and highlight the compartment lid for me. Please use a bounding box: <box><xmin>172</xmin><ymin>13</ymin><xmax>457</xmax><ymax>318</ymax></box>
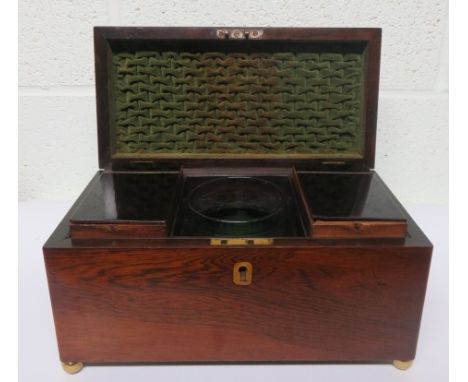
<box><xmin>94</xmin><ymin>27</ymin><xmax>381</xmax><ymax>170</ymax></box>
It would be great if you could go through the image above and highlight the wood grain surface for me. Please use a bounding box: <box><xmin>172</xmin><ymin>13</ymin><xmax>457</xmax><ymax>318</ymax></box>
<box><xmin>44</xmin><ymin>246</ymin><xmax>431</xmax><ymax>363</ymax></box>
<box><xmin>42</xmin><ymin>27</ymin><xmax>432</xmax><ymax>368</ymax></box>
<box><xmin>70</xmin><ymin>222</ymin><xmax>167</xmax><ymax>239</ymax></box>
<box><xmin>311</xmin><ymin>220</ymin><xmax>407</xmax><ymax>239</ymax></box>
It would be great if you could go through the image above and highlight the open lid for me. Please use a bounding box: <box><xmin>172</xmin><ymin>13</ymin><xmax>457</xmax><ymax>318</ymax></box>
<box><xmin>94</xmin><ymin>27</ymin><xmax>381</xmax><ymax>170</ymax></box>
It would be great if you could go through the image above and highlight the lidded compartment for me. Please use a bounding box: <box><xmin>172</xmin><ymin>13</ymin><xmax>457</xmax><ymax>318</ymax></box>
<box><xmin>95</xmin><ymin>27</ymin><xmax>381</xmax><ymax>170</ymax></box>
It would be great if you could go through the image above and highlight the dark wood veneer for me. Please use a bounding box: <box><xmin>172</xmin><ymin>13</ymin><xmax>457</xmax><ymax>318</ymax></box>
<box><xmin>44</xmin><ymin>27</ymin><xmax>431</xmax><ymax>371</ymax></box>
<box><xmin>311</xmin><ymin>220</ymin><xmax>407</xmax><ymax>239</ymax></box>
<box><xmin>45</xmin><ymin>246</ymin><xmax>431</xmax><ymax>363</ymax></box>
<box><xmin>44</xmin><ymin>169</ymin><xmax>432</xmax><ymax>364</ymax></box>
<box><xmin>69</xmin><ymin>222</ymin><xmax>167</xmax><ymax>239</ymax></box>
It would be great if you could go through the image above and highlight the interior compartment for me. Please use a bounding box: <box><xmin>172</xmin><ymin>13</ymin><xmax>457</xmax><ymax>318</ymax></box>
<box><xmin>297</xmin><ymin>172</ymin><xmax>407</xmax><ymax>238</ymax></box>
<box><xmin>69</xmin><ymin>172</ymin><xmax>179</xmax><ymax>238</ymax></box>
<box><xmin>187</xmin><ymin>177</ymin><xmax>285</xmax><ymax>235</ymax></box>
<box><xmin>68</xmin><ymin>168</ymin><xmax>407</xmax><ymax>240</ymax></box>
<box><xmin>170</xmin><ymin>168</ymin><xmax>307</xmax><ymax>237</ymax></box>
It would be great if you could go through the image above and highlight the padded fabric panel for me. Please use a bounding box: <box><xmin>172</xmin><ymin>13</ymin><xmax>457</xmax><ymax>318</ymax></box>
<box><xmin>111</xmin><ymin>50</ymin><xmax>365</xmax><ymax>156</ymax></box>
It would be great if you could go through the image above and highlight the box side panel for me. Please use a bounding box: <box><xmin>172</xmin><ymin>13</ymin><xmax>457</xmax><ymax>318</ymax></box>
<box><xmin>44</xmin><ymin>246</ymin><xmax>431</xmax><ymax>363</ymax></box>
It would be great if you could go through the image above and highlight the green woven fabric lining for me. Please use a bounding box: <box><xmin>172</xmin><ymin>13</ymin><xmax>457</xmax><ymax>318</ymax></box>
<box><xmin>112</xmin><ymin>50</ymin><xmax>364</xmax><ymax>156</ymax></box>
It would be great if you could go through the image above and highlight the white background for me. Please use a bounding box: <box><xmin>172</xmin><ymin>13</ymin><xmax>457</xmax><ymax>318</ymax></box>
<box><xmin>18</xmin><ymin>1</ymin><xmax>450</xmax><ymax>381</ymax></box>
<box><xmin>18</xmin><ymin>0</ymin><xmax>448</xmax><ymax>205</ymax></box>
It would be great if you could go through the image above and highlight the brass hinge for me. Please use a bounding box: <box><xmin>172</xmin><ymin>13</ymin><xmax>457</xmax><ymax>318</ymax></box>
<box><xmin>216</xmin><ymin>29</ymin><xmax>264</xmax><ymax>40</ymax></box>
<box><xmin>211</xmin><ymin>238</ymin><xmax>273</xmax><ymax>246</ymax></box>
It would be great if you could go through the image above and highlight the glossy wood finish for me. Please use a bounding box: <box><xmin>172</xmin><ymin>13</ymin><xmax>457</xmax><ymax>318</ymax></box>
<box><xmin>311</xmin><ymin>220</ymin><xmax>407</xmax><ymax>239</ymax></box>
<box><xmin>65</xmin><ymin>169</ymin><xmax>410</xmax><ymax>240</ymax></box>
<box><xmin>70</xmin><ymin>222</ymin><xmax>166</xmax><ymax>239</ymax></box>
<box><xmin>43</xmin><ymin>169</ymin><xmax>433</xmax><ymax>364</ymax></box>
<box><xmin>297</xmin><ymin>172</ymin><xmax>407</xmax><ymax>220</ymax></box>
<box><xmin>94</xmin><ymin>27</ymin><xmax>381</xmax><ymax>170</ymax></box>
<box><xmin>45</xmin><ymin>170</ymin><xmax>431</xmax><ymax>249</ymax></box>
<box><xmin>45</xmin><ymin>245</ymin><xmax>431</xmax><ymax>363</ymax></box>
<box><xmin>42</xmin><ymin>27</ymin><xmax>432</xmax><ymax>368</ymax></box>
<box><xmin>296</xmin><ymin>171</ymin><xmax>408</xmax><ymax>238</ymax></box>
<box><xmin>69</xmin><ymin>172</ymin><xmax>179</xmax><ymax>223</ymax></box>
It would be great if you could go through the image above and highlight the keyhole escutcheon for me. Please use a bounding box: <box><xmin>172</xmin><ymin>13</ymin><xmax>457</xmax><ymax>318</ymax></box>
<box><xmin>233</xmin><ymin>261</ymin><xmax>253</xmax><ymax>286</ymax></box>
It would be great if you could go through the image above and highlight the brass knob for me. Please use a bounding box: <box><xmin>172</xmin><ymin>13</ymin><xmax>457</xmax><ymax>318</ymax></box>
<box><xmin>62</xmin><ymin>362</ymin><xmax>84</xmax><ymax>374</ymax></box>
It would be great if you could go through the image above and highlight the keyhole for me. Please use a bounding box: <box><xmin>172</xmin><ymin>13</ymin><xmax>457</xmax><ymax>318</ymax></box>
<box><xmin>238</xmin><ymin>266</ymin><xmax>247</xmax><ymax>282</ymax></box>
<box><xmin>233</xmin><ymin>262</ymin><xmax>252</xmax><ymax>285</ymax></box>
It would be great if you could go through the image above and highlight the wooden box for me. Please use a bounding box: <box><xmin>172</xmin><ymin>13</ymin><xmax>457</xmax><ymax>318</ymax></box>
<box><xmin>43</xmin><ymin>27</ymin><xmax>432</xmax><ymax>374</ymax></box>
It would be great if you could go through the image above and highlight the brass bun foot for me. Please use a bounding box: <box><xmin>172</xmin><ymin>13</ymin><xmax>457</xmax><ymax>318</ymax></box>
<box><xmin>62</xmin><ymin>362</ymin><xmax>84</xmax><ymax>374</ymax></box>
<box><xmin>393</xmin><ymin>360</ymin><xmax>413</xmax><ymax>370</ymax></box>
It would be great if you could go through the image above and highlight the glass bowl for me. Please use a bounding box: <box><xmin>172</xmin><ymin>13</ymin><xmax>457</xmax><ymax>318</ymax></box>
<box><xmin>187</xmin><ymin>177</ymin><xmax>285</xmax><ymax>236</ymax></box>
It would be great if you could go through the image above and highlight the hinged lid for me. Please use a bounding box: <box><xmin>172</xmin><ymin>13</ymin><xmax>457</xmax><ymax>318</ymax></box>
<box><xmin>94</xmin><ymin>27</ymin><xmax>381</xmax><ymax>170</ymax></box>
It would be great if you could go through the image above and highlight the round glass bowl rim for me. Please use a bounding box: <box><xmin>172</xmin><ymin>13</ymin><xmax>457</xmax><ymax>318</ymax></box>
<box><xmin>187</xmin><ymin>176</ymin><xmax>286</xmax><ymax>224</ymax></box>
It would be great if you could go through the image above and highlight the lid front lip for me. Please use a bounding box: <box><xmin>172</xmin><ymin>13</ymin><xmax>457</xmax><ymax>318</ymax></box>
<box><xmin>94</xmin><ymin>27</ymin><xmax>381</xmax><ymax>171</ymax></box>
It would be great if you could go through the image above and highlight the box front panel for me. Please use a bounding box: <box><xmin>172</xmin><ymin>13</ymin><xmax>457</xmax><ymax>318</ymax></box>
<box><xmin>44</xmin><ymin>246</ymin><xmax>430</xmax><ymax>363</ymax></box>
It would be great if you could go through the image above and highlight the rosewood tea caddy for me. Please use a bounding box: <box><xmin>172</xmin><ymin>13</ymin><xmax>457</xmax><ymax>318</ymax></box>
<box><xmin>43</xmin><ymin>27</ymin><xmax>432</xmax><ymax>374</ymax></box>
